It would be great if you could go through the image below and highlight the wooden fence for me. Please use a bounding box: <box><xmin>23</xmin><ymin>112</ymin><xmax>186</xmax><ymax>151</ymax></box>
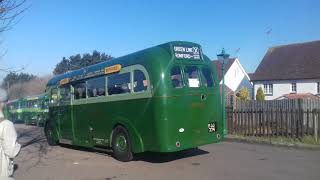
<box><xmin>226</xmin><ymin>99</ymin><xmax>320</xmax><ymax>139</ymax></box>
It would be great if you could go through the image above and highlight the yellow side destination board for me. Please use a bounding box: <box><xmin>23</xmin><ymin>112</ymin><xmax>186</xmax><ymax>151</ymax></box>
<box><xmin>60</xmin><ymin>78</ymin><xmax>70</xmax><ymax>85</ymax></box>
<box><xmin>27</xmin><ymin>97</ymin><xmax>39</xmax><ymax>100</ymax></box>
<box><xmin>105</xmin><ymin>64</ymin><xmax>122</xmax><ymax>74</ymax></box>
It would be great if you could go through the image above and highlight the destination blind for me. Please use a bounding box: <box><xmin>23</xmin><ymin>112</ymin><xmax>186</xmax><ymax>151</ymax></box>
<box><xmin>173</xmin><ymin>45</ymin><xmax>202</xmax><ymax>60</ymax></box>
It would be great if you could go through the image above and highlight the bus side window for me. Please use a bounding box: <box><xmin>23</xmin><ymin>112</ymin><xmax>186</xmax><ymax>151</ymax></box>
<box><xmin>87</xmin><ymin>76</ymin><xmax>106</xmax><ymax>98</ymax></box>
<box><xmin>60</xmin><ymin>85</ymin><xmax>71</xmax><ymax>101</ymax></box>
<box><xmin>108</xmin><ymin>72</ymin><xmax>131</xmax><ymax>95</ymax></box>
<box><xmin>185</xmin><ymin>66</ymin><xmax>200</xmax><ymax>88</ymax></box>
<box><xmin>73</xmin><ymin>82</ymin><xmax>87</xmax><ymax>99</ymax></box>
<box><xmin>171</xmin><ymin>66</ymin><xmax>183</xmax><ymax>88</ymax></box>
<box><xmin>51</xmin><ymin>88</ymin><xmax>58</xmax><ymax>104</ymax></box>
<box><xmin>201</xmin><ymin>68</ymin><xmax>214</xmax><ymax>87</ymax></box>
<box><xmin>134</xmin><ymin>70</ymin><xmax>147</xmax><ymax>92</ymax></box>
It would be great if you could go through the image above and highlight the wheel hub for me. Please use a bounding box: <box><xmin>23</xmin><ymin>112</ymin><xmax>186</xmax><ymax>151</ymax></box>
<box><xmin>116</xmin><ymin>135</ymin><xmax>127</xmax><ymax>152</ymax></box>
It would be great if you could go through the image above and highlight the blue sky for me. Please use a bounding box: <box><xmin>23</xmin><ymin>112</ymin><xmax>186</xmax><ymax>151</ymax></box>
<box><xmin>1</xmin><ymin>0</ymin><xmax>319</xmax><ymax>79</ymax></box>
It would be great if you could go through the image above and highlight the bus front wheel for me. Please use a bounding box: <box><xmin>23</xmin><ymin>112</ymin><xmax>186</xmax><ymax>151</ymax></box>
<box><xmin>112</xmin><ymin>126</ymin><xmax>133</xmax><ymax>162</ymax></box>
<box><xmin>45</xmin><ymin>123</ymin><xmax>57</xmax><ymax>146</ymax></box>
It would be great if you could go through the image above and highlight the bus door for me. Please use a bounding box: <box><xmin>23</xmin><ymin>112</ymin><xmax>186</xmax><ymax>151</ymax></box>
<box><xmin>58</xmin><ymin>85</ymin><xmax>73</xmax><ymax>143</ymax></box>
<box><xmin>72</xmin><ymin>82</ymin><xmax>91</xmax><ymax>146</ymax></box>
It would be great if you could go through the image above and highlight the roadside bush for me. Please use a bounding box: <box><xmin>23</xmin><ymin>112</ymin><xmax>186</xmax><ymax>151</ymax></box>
<box><xmin>236</xmin><ymin>88</ymin><xmax>250</xmax><ymax>101</ymax></box>
<box><xmin>256</xmin><ymin>87</ymin><xmax>265</xmax><ymax>101</ymax></box>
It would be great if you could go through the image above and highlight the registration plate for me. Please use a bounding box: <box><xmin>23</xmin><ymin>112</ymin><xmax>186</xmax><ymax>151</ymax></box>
<box><xmin>208</xmin><ymin>122</ymin><xmax>216</xmax><ymax>133</ymax></box>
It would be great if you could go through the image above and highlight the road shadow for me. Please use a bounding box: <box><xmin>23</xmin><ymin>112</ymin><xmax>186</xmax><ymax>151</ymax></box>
<box><xmin>135</xmin><ymin>148</ymin><xmax>209</xmax><ymax>163</ymax></box>
<box><xmin>59</xmin><ymin>144</ymin><xmax>209</xmax><ymax>163</ymax></box>
<box><xmin>16</xmin><ymin>125</ymin><xmax>209</xmax><ymax>163</ymax></box>
<box><xmin>16</xmin><ymin>126</ymin><xmax>46</xmax><ymax>148</ymax></box>
<box><xmin>15</xmin><ymin>125</ymin><xmax>52</xmax><ymax>171</ymax></box>
<box><xmin>59</xmin><ymin>144</ymin><xmax>113</xmax><ymax>157</ymax></box>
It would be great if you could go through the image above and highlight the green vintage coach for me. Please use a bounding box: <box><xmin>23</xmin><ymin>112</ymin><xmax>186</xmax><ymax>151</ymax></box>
<box><xmin>5</xmin><ymin>94</ymin><xmax>49</xmax><ymax>126</ymax></box>
<box><xmin>20</xmin><ymin>94</ymin><xmax>49</xmax><ymax>126</ymax></box>
<box><xmin>45</xmin><ymin>41</ymin><xmax>224</xmax><ymax>161</ymax></box>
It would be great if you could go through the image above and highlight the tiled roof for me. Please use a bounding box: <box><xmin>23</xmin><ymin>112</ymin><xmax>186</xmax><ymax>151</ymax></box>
<box><xmin>251</xmin><ymin>40</ymin><xmax>320</xmax><ymax>81</ymax></box>
<box><xmin>247</xmin><ymin>73</ymin><xmax>254</xmax><ymax>80</ymax></box>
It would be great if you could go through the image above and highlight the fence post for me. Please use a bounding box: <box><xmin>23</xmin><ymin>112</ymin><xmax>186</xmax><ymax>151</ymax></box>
<box><xmin>314</xmin><ymin>109</ymin><xmax>318</xmax><ymax>142</ymax></box>
<box><xmin>291</xmin><ymin>108</ymin><xmax>294</xmax><ymax>138</ymax></box>
<box><xmin>280</xmin><ymin>108</ymin><xmax>283</xmax><ymax>136</ymax></box>
<box><xmin>259</xmin><ymin>105</ymin><xmax>262</xmax><ymax>136</ymax></box>
<box><xmin>306</xmin><ymin>109</ymin><xmax>309</xmax><ymax>136</ymax></box>
<box><xmin>286</xmin><ymin>110</ymin><xmax>289</xmax><ymax>137</ymax></box>
<box><xmin>298</xmin><ymin>99</ymin><xmax>304</xmax><ymax>138</ymax></box>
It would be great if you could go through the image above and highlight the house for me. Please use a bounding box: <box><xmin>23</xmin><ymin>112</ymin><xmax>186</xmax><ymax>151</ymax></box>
<box><xmin>212</xmin><ymin>58</ymin><xmax>252</xmax><ymax>104</ymax></box>
<box><xmin>251</xmin><ymin>40</ymin><xmax>320</xmax><ymax>100</ymax></box>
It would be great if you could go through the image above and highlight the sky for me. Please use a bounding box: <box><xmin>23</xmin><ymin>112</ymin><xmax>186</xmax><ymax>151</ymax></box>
<box><xmin>0</xmin><ymin>0</ymin><xmax>319</xmax><ymax>80</ymax></box>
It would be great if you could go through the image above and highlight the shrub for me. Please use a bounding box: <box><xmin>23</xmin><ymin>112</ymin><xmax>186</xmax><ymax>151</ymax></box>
<box><xmin>256</xmin><ymin>87</ymin><xmax>265</xmax><ymax>101</ymax></box>
<box><xmin>236</xmin><ymin>88</ymin><xmax>250</xmax><ymax>101</ymax></box>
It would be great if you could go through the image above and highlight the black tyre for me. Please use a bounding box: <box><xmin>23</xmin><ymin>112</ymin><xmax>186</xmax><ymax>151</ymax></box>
<box><xmin>45</xmin><ymin>123</ymin><xmax>57</xmax><ymax>146</ymax></box>
<box><xmin>112</xmin><ymin>126</ymin><xmax>133</xmax><ymax>162</ymax></box>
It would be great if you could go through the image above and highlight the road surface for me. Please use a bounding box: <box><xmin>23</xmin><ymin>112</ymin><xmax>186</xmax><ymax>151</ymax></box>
<box><xmin>13</xmin><ymin>124</ymin><xmax>320</xmax><ymax>180</ymax></box>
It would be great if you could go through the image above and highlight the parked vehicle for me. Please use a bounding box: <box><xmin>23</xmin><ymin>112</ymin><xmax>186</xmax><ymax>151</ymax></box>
<box><xmin>45</xmin><ymin>41</ymin><xmax>224</xmax><ymax>161</ymax></box>
<box><xmin>5</xmin><ymin>94</ymin><xmax>49</xmax><ymax>126</ymax></box>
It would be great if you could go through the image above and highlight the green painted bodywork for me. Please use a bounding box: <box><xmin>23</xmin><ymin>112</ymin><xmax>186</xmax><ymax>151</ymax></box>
<box><xmin>5</xmin><ymin>99</ymin><xmax>23</xmax><ymax>123</ymax></box>
<box><xmin>5</xmin><ymin>94</ymin><xmax>49</xmax><ymax>126</ymax></box>
<box><xmin>46</xmin><ymin>41</ymin><xmax>224</xmax><ymax>153</ymax></box>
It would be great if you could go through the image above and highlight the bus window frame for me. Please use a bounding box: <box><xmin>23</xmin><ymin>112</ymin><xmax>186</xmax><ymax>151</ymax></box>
<box><xmin>200</xmin><ymin>67</ymin><xmax>215</xmax><ymax>88</ymax></box>
<box><xmin>130</xmin><ymin>65</ymin><xmax>151</xmax><ymax>95</ymax></box>
<box><xmin>86</xmin><ymin>76</ymin><xmax>106</xmax><ymax>98</ymax></box>
<box><xmin>106</xmin><ymin>64</ymin><xmax>151</xmax><ymax>97</ymax></box>
<box><xmin>132</xmin><ymin>67</ymin><xmax>150</xmax><ymax>94</ymax></box>
<box><xmin>50</xmin><ymin>87</ymin><xmax>59</xmax><ymax>106</ymax></box>
<box><xmin>51</xmin><ymin>64</ymin><xmax>151</xmax><ymax>106</ymax></box>
<box><xmin>107</xmin><ymin>71</ymin><xmax>132</xmax><ymax>96</ymax></box>
<box><xmin>72</xmin><ymin>81</ymin><xmax>87</xmax><ymax>101</ymax></box>
<box><xmin>170</xmin><ymin>66</ymin><xmax>185</xmax><ymax>89</ymax></box>
<box><xmin>58</xmin><ymin>84</ymin><xmax>72</xmax><ymax>106</ymax></box>
<box><xmin>183</xmin><ymin>65</ymin><xmax>201</xmax><ymax>88</ymax></box>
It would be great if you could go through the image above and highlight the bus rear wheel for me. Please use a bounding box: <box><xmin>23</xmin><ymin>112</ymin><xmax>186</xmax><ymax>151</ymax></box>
<box><xmin>45</xmin><ymin>123</ymin><xmax>57</xmax><ymax>146</ymax></box>
<box><xmin>112</xmin><ymin>126</ymin><xmax>133</xmax><ymax>162</ymax></box>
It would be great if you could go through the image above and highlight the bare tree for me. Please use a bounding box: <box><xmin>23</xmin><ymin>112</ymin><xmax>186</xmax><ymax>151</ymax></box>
<box><xmin>8</xmin><ymin>75</ymin><xmax>51</xmax><ymax>100</ymax></box>
<box><xmin>0</xmin><ymin>0</ymin><xmax>28</xmax><ymax>73</ymax></box>
<box><xmin>0</xmin><ymin>0</ymin><xmax>28</xmax><ymax>32</ymax></box>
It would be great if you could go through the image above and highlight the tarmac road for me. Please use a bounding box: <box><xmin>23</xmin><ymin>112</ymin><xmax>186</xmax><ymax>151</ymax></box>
<box><xmin>13</xmin><ymin>124</ymin><xmax>320</xmax><ymax>180</ymax></box>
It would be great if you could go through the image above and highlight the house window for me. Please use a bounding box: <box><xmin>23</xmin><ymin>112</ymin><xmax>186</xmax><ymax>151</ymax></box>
<box><xmin>317</xmin><ymin>82</ymin><xmax>320</xmax><ymax>94</ymax></box>
<box><xmin>263</xmin><ymin>83</ymin><xmax>273</xmax><ymax>95</ymax></box>
<box><xmin>291</xmin><ymin>83</ymin><xmax>297</xmax><ymax>93</ymax></box>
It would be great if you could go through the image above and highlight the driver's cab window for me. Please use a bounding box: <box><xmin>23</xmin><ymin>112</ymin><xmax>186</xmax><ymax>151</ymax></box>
<box><xmin>185</xmin><ymin>66</ymin><xmax>200</xmax><ymax>88</ymax></box>
<box><xmin>59</xmin><ymin>85</ymin><xmax>71</xmax><ymax>102</ymax></box>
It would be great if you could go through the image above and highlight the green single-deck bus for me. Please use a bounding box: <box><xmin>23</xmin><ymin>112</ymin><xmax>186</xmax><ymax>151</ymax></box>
<box><xmin>5</xmin><ymin>99</ymin><xmax>23</xmax><ymax>123</ymax></box>
<box><xmin>5</xmin><ymin>94</ymin><xmax>49</xmax><ymax>126</ymax></box>
<box><xmin>45</xmin><ymin>41</ymin><xmax>224</xmax><ymax>161</ymax></box>
<box><xmin>20</xmin><ymin>94</ymin><xmax>49</xmax><ymax>126</ymax></box>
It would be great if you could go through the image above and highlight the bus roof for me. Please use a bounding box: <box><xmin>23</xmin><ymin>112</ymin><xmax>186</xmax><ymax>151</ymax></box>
<box><xmin>22</xmin><ymin>93</ymin><xmax>48</xmax><ymax>101</ymax></box>
<box><xmin>47</xmin><ymin>41</ymin><xmax>208</xmax><ymax>87</ymax></box>
<box><xmin>7</xmin><ymin>99</ymin><xmax>21</xmax><ymax>104</ymax></box>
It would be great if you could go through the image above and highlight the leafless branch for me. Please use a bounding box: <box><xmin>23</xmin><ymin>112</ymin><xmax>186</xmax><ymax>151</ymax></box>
<box><xmin>0</xmin><ymin>0</ymin><xmax>29</xmax><ymax>33</ymax></box>
<box><xmin>0</xmin><ymin>63</ymin><xmax>28</xmax><ymax>73</ymax></box>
